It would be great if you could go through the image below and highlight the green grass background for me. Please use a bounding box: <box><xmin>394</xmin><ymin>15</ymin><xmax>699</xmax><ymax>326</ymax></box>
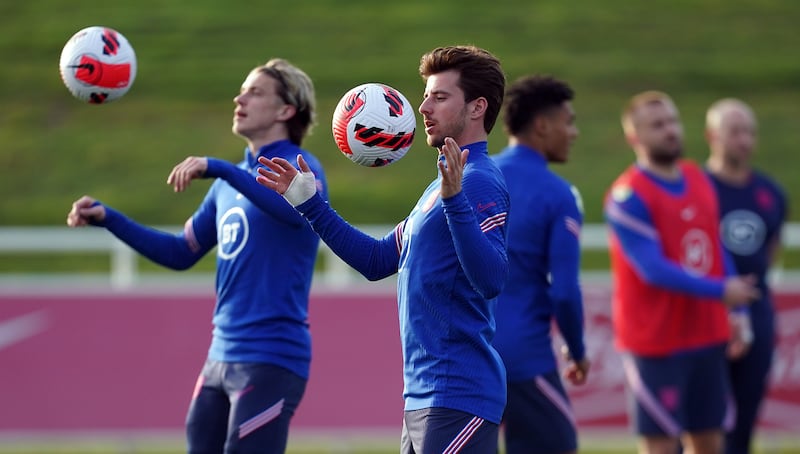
<box><xmin>0</xmin><ymin>0</ymin><xmax>798</xmax><ymax>273</ymax></box>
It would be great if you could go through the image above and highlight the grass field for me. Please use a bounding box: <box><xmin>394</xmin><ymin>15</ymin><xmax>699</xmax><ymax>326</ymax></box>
<box><xmin>1</xmin><ymin>436</ymin><xmax>799</xmax><ymax>454</ymax></box>
<box><xmin>2</xmin><ymin>0</ymin><xmax>798</xmax><ymax>226</ymax></box>
<box><xmin>1</xmin><ymin>0</ymin><xmax>799</xmax><ymax>272</ymax></box>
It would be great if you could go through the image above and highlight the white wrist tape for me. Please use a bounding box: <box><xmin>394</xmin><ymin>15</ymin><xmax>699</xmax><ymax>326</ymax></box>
<box><xmin>283</xmin><ymin>171</ymin><xmax>317</xmax><ymax>207</ymax></box>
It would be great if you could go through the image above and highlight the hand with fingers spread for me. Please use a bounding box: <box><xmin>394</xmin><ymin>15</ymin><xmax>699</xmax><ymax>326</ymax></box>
<box><xmin>66</xmin><ymin>195</ymin><xmax>106</xmax><ymax>227</ymax></box>
<box><xmin>166</xmin><ymin>156</ymin><xmax>208</xmax><ymax>193</ymax></box>
<box><xmin>438</xmin><ymin>137</ymin><xmax>469</xmax><ymax>199</ymax></box>
<box><xmin>256</xmin><ymin>154</ymin><xmax>317</xmax><ymax>206</ymax></box>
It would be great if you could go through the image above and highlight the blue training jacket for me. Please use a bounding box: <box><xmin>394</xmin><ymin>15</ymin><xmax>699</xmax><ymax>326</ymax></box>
<box><xmin>95</xmin><ymin>140</ymin><xmax>327</xmax><ymax>379</ymax></box>
<box><xmin>294</xmin><ymin>141</ymin><xmax>510</xmax><ymax>424</ymax></box>
<box><xmin>491</xmin><ymin>144</ymin><xmax>586</xmax><ymax>381</ymax></box>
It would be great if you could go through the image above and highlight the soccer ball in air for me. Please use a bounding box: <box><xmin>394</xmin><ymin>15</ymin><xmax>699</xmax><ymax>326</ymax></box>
<box><xmin>59</xmin><ymin>26</ymin><xmax>137</xmax><ymax>104</ymax></box>
<box><xmin>332</xmin><ymin>83</ymin><xmax>416</xmax><ymax>167</ymax></box>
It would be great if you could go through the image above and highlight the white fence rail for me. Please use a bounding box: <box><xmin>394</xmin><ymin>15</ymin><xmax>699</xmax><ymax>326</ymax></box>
<box><xmin>1</xmin><ymin>224</ymin><xmax>798</xmax><ymax>290</ymax></box>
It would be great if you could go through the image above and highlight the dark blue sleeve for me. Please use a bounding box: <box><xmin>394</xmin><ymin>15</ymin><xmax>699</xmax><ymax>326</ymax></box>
<box><xmin>604</xmin><ymin>191</ymin><xmax>725</xmax><ymax>299</ymax></box>
<box><xmin>723</xmin><ymin>248</ymin><xmax>737</xmax><ymax>276</ymax></box>
<box><xmin>548</xmin><ymin>186</ymin><xmax>585</xmax><ymax>361</ymax></box>
<box><xmin>94</xmin><ymin>205</ymin><xmax>213</xmax><ymax>270</ymax></box>
<box><xmin>205</xmin><ymin>158</ymin><xmax>306</xmax><ymax>226</ymax></box>
<box><xmin>444</xmin><ymin>181</ymin><xmax>508</xmax><ymax>300</ymax></box>
<box><xmin>295</xmin><ymin>193</ymin><xmax>400</xmax><ymax>281</ymax></box>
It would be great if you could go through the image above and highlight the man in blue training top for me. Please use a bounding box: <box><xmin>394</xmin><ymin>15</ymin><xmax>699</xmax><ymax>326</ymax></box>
<box><xmin>256</xmin><ymin>45</ymin><xmax>509</xmax><ymax>454</ymax></box>
<box><xmin>67</xmin><ymin>58</ymin><xmax>328</xmax><ymax>454</ymax></box>
<box><xmin>704</xmin><ymin>98</ymin><xmax>788</xmax><ymax>454</ymax></box>
<box><xmin>491</xmin><ymin>75</ymin><xmax>590</xmax><ymax>454</ymax></box>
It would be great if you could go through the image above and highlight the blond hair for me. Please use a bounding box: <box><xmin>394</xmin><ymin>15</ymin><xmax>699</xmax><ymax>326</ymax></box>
<box><xmin>705</xmin><ymin>98</ymin><xmax>755</xmax><ymax>132</ymax></box>
<box><xmin>255</xmin><ymin>58</ymin><xmax>316</xmax><ymax>145</ymax></box>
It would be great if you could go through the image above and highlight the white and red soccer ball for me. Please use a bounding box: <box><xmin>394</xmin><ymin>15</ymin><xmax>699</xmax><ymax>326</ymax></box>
<box><xmin>332</xmin><ymin>82</ymin><xmax>416</xmax><ymax>167</ymax></box>
<box><xmin>59</xmin><ymin>26</ymin><xmax>137</xmax><ymax>104</ymax></box>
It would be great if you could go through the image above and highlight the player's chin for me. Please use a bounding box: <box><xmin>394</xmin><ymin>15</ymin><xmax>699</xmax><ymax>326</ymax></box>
<box><xmin>426</xmin><ymin>135</ymin><xmax>445</xmax><ymax>150</ymax></box>
<box><xmin>232</xmin><ymin>123</ymin><xmax>248</xmax><ymax>137</ymax></box>
<box><xmin>548</xmin><ymin>151</ymin><xmax>568</xmax><ymax>164</ymax></box>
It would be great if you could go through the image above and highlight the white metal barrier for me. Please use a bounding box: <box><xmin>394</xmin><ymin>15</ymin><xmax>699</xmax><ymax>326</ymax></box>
<box><xmin>0</xmin><ymin>224</ymin><xmax>798</xmax><ymax>290</ymax></box>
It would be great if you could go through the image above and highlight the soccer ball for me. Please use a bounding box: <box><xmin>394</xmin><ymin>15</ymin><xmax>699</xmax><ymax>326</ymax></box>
<box><xmin>332</xmin><ymin>83</ymin><xmax>416</xmax><ymax>167</ymax></box>
<box><xmin>59</xmin><ymin>26</ymin><xmax>137</xmax><ymax>104</ymax></box>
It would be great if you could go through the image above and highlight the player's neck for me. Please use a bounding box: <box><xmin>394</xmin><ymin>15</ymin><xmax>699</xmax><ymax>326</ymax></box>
<box><xmin>706</xmin><ymin>155</ymin><xmax>751</xmax><ymax>185</ymax></box>
<box><xmin>638</xmin><ymin>158</ymin><xmax>681</xmax><ymax>181</ymax></box>
<box><xmin>509</xmin><ymin>137</ymin><xmax>544</xmax><ymax>156</ymax></box>
<box><xmin>246</xmin><ymin>131</ymin><xmax>291</xmax><ymax>157</ymax></box>
<box><xmin>454</xmin><ymin>123</ymin><xmax>488</xmax><ymax>148</ymax></box>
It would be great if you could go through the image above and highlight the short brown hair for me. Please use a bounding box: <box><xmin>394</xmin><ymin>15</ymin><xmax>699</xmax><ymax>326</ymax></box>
<box><xmin>621</xmin><ymin>90</ymin><xmax>674</xmax><ymax>137</ymax></box>
<box><xmin>419</xmin><ymin>45</ymin><xmax>505</xmax><ymax>134</ymax></box>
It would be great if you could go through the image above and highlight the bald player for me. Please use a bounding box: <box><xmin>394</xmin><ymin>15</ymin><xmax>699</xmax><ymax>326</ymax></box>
<box><xmin>705</xmin><ymin>98</ymin><xmax>788</xmax><ymax>454</ymax></box>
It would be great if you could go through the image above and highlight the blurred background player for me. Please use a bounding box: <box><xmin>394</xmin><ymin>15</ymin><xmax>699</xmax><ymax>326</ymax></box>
<box><xmin>256</xmin><ymin>45</ymin><xmax>509</xmax><ymax>454</ymax></box>
<box><xmin>491</xmin><ymin>75</ymin><xmax>590</xmax><ymax>454</ymax></box>
<box><xmin>704</xmin><ymin>98</ymin><xmax>789</xmax><ymax>454</ymax></box>
<box><xmin>603</xmin><ymin>91</ymin><xmax>760</xmax><ymax>454</ymax></box>
<box><xmin>66</xmin><ymin>58</ymin><xmax>328</xmax><ymax>454</ymax></box>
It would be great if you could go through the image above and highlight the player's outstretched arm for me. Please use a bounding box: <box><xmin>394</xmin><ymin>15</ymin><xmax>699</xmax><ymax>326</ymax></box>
<box><xmin>605</xmin><ymin>190</ymin><xmax>760</xmax><ymax>303</ymax></box>
<box><xmin>183</xmin><ymin>156</ymin><xmax>309</xmax><ymax>226</ymax></box>
<box><xmin>68</xmin><ymin>194</ymin><xmax>208</xmax><ymax>270</ymax></box>
<box><xmin>257</xmin><ymin>154</ymin><xmax>399</xmax><ymax>281</ymax></box>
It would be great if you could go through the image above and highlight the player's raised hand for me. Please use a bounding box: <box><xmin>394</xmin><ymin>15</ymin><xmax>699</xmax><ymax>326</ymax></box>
<box><xmin>722</xmin><ymin>274</ymin><xmax>761</xmax><ymax>308</ymax></box>
<box><xmin>256</xmin><ymin>154</ymin><xmax>317</xmax><ymax>206</ymax></box>
<box><xmin>166</xmin><ymin>156</ymin><xmax>208</xmax><ymax>193</ymax></box>
<box><xmin>438</xmin><ymin>137</ymin><xmax>469</xmax><ymax>199</ymax></box>
<box><xmin>66</xmin><ymin>195</ymin><xmax>106</xmax><ymax>227</ymax></box>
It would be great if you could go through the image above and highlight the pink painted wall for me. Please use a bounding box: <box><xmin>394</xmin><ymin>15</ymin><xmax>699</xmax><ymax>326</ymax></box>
<box><xmin>1</xmin><ymin>285</ymin><xmax>798</xmax><ymax>434</ymax></box>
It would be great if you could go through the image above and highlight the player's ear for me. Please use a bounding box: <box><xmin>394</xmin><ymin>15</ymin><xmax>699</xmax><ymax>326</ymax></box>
<box><xmin>277</xmin><ymin>104</ymin><xmax>296</xmax><ymax>121</ymax></box>
<box><xmin>704</xmin><ymin>127</ymin><xmax>714</xmax><ymax>145</ymax></box>
<box><xmin>533</xmin><ymin>115</ymin><xmax>549</xmax><ymax>136</ymax></box>
<box><xmin>469</xmin><ymin>97</ymin><xmax>487</xmax><ymax>120</ymax></box>
<box><xmin>624</xmin><ymin>130</ymin><xmax>638</xmax><ymax>148</ymax></box>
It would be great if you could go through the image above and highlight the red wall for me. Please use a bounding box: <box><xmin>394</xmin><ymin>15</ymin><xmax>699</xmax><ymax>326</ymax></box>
<box><xmin>1</xmin><ymin>284</ymin><xmax>799</xmax><ymax>434</ymax></box>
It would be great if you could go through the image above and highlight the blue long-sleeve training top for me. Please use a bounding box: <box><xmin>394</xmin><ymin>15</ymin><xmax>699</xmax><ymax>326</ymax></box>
<box><xmin>292</xmin><ymin>141</ymin><xmax>510</xmax><ymax>424</ymax></box>
<box><xmin>94</xmin><ymin>140</ymin><xmax>327</xmax><ymax>379</ymax></box>
<box><xmin>491</xmin><ymin>145</ymin><xmax>586</xmax><ymax>381</ymax></box>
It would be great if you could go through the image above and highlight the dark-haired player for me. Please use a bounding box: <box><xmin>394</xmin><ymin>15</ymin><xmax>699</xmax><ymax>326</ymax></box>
<box><xmin>491</xmin><ymin>75</ymin><xmax>589</xmax><ymax>454</ymax></box>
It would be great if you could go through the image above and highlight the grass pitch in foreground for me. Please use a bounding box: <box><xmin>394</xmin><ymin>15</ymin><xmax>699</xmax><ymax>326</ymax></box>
<box><xmin>0</xmin><ymin>437</ymin><xmax>799</xmax><ymax>454</ymax></box>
